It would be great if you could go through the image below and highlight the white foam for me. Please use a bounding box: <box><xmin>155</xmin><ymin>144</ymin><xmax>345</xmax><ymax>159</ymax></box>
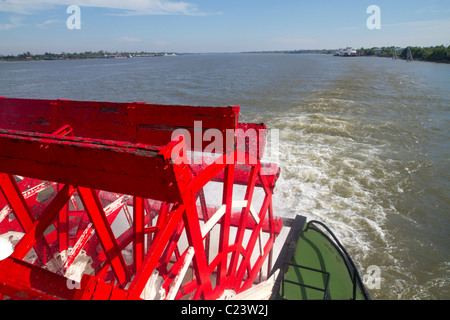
<box><xmin>267</xmin><ymin>109</ymin><xmax>405</xmax><ymax>277</ymax></box>
<box><xmin>0</xmin><ymin>236</ymin><xmax>13</xmax><ymax>261</ymax></box>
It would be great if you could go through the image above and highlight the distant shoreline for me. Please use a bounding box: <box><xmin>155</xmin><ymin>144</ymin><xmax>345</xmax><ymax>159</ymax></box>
<box><xmin>2</xmin><ymin>47</ymin><xmax>449</xmax><ymax>64</ymax></box>
<box><xmin>0</xmin><ymin>51</ymin><xmax>180</xmax><ymax>62</ymax></box>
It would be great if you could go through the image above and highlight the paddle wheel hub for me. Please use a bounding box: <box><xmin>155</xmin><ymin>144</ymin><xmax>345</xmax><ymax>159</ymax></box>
<box><xmin>0</xmin><ymin>97</ymin><xmax>281</xmax><ymax>300</ymax></box>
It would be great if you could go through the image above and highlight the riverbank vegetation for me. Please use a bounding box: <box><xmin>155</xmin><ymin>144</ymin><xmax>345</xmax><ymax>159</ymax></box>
<box><xmin>0</xmin><ymin>51</ymin><xmax>176</xmax><ymax>61</ymax></box>
<box><xmin>1</xmin><ymin>46</ymin><xmax>449</xmax><ymax>63</ymax></box>
<box><xmin>358</xmin><ymin>45</ymin><xmax>450</xmax><ymax>63</ymax></box>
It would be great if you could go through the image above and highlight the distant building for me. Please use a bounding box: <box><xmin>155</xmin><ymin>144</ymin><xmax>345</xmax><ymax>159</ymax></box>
<box><xmin>333</xmin><ymin>47</ymin><xmax>358</xmax><ymax>56</ymax></box>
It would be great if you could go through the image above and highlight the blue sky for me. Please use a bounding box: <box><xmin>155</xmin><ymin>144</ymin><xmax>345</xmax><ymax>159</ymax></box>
<box><xmin>1</xmin><ymin>0</ymin><xmax>449</xmax><ymax>54</ymax></box>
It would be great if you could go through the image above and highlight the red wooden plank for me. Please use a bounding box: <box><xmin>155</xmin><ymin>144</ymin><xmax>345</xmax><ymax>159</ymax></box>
<box><xmin>91</xmin><ymin>281</ymin><xmax>114</xmax><ymax>300</ymax></box>
<box><xmin>65</xmin><ymin>195</ymin><xmax>128</xmax><ymax>270</ymax></box>
<box><xmin>178</xmin><ymin>184</ymin><xmax>213</xmax><ymax>299</ymax></box>
<box><xmin>109</xmin><ymin>285</ymin><xmax>131</xmax><ymax>300</ymax></box>
<box><xmin>0</xmin><ymin>98</ymin><xmax>59</xmax><ymax>134</ymax></box>
<box><xmin>228</xmin><ymin>163</ymin><xmax>260</xmax><ymax>281</ymax></box>
<box><xmin>216</xmin><ymin>162</ymin><xmax>235</xmax><ymax>287</ymax></box>
<box><xmin>78</xmin><ymin>187</ymin><xmax>128</xmax><ymax>286</ymax></box>
<box><xmin>233</xmin><ymin>192</ymin><xmax>272</xmax><ymax>287</ymax></box>
<box><xmin>237</xmin><ymin>122</ymin><xmax>267</xmax><ymax>160</ymax></box>
<box><xmin>158</xmin><ymin>217</ymin><xmax>185</xmax><ymax>271</ymax></box>
<box><xmin>133</xmin><ymin>196</ymin><xmax>145</xmax><ymax>271</ymax></box>
<box><xmin>58</xmin><ymin>194</ymin><xmax>70</xmax><ymax>253</ymax></box>
<box><xmin>0</xmin><ymin>98</ymin><xmax>240</xmax><ymax>152</ymax></box>
<box><xmin>11</xmin><ymin>184</ymin><xmax>75</xmax><ymax>260</ymax></box>
<box><xmin>0</xmin><ymin>173</ymin><xmax>34</xmax><ymax>231</ymax></box>
<box><xmin>241</xmin><ymin>237</ymin><xmax>275</xmax><ymax>292</ymax></box>
<box><xmin>0</xmin><ymin>129</ymin><xmax>182</xmax><ymax>203</ymax></box>
<box><xmin>189</xmin><ymin>161</ymin><xmax>280</xmax><ymax>190</ymax></box>
<box><xmin>0</xmin><ymin>175</ymin><xmax>55</xmax><ymax>264</ymax></box>
<box><xmin>128</xmin><ymin>205</ymin><xmax>185</xmax><ymax>297</ymax></box>
<box><xmin>0</xmin><ymin>257</ymin><xmax>76</xmax><ymax>300</ymax></box>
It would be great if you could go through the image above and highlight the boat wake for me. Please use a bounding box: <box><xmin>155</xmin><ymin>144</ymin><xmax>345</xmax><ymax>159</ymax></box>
<box><xmin>264</xmin><ymin>101</ymin><xmax>411</xmax><ymax>298</ymax></box>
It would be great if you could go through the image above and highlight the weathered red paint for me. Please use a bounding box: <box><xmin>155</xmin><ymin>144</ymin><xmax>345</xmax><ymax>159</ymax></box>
<box><xmin>0</xmin><ymin>97</ymin><xmax>281</xmax><ymax>300</ymax></box>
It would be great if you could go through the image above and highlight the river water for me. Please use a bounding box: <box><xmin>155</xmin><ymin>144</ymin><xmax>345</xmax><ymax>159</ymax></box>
<box><xmin>0</xmin><ymin>53</ymin><xmax>449</xmax><ymax>299</ymax></box>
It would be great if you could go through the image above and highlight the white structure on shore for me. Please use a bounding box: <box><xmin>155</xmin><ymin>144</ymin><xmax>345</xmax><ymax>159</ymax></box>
<box><xmin>334</xmin><ymin>47</ymin><xmax>358</xmax><ymax>56</ymax></box>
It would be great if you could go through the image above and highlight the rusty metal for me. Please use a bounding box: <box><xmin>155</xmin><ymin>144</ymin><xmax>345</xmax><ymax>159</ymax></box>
<box><xmin>0</xmin><ymin>97</ymin><xmax>281</xmax><ymax>300</ymax></box>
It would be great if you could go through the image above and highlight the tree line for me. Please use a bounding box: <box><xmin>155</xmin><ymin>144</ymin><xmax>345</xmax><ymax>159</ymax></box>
<box><xmin>0</xmin><ymin>50</ymin><xmax>173</xmax><ymax>61</ymax></box>
<box><xmin>2</xmin><ymin>46</ymin><xmax>449</xmax><ymax>63</ymax></box>
<box><xmin>358</xmin><ymin>45</ymin><xmax>450</xmax><ymax>63</ymax></box>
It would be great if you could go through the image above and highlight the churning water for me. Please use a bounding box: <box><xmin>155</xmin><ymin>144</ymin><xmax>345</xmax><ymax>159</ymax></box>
<box><xmin>1</xmin><ymin>53</ymin><xmax>449</xmax><ymax>299</ymax></box>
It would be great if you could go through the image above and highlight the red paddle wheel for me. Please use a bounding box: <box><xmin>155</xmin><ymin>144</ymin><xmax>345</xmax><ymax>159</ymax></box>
<box><xmin>0</xmin><ymin>97</ymin><xmax>281</xmax><ymax>300</ymax></box>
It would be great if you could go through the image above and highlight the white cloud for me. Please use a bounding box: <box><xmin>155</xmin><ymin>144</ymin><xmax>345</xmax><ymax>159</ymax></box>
<box><xmin>0</xmin><ymin>0</ymin><xmax>207</xmax><ymax>16</ymax></box>
<box><xmin>0</xmin><ymin>16</ymin><xmax>24</xmax><ymax>30</ymax></box>
<box><xmin>36</xmin><ymin>19</ymin><xmax>60</xmax><ymax>28</ymax></box>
